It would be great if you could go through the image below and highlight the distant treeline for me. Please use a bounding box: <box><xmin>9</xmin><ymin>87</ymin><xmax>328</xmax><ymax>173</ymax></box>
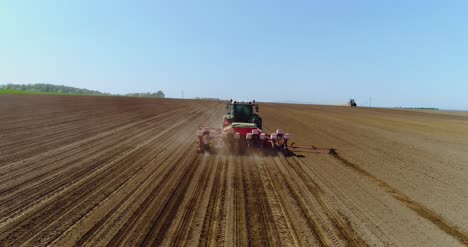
<box><xmin>1</xmin><ymin>83</ymin><xmax>110</xmax><ymax>96</ymax></box>
<box><xmin>0</xmin><ymin>83</ymin><xmax>165</xmax><ymax>98</ymax></box>
<box><xmin>194</xmin><ymin>97</ymin><xmax>222</xmax><ymax>101</ymax></box>
<box><xmin>395</xmin><ymin>107</ymin><xmax>439</xmax><ymax>110</ymax></box>
<box><xmin>125</xmin><ymin>91</ymin><xmax>165</xmax><ymax>98</ymax></box>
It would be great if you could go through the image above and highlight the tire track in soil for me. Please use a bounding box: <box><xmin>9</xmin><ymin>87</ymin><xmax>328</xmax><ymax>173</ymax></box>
<box><xmin>268</xmin><ymin>157</ymin><xmax>327</xmax><ymax>246</ymax></box>
<box><xmin>287</xmin><ymin>157</ymin><xmax>368</xmax><ymax>246</ymax></box>
<box><xmin>106</xmin><ymin>153</ymin><xmax>197</xmax><ymax>245</ymax></box>
<box><xmin>168</xmin><ymin>155</ymin><xmax>216</xmax><ymax>246</ymax></box>
<box><xmin>77</xmin><ymin>106</ymin><xmax>222</xmax><ymax>246</ymax></box>
<box><xmin>232</xmin><ymin>155</ymin><xmax>249</xmax><ymax>246</ymax></box>
<box><xmin>0</xmin><ymin>106</ymin><xmax>137</xmax><ymax>143</ymax></box>
<box><xmin>0</xmin><ymin>105</ymin><xmax>216</xmax><ymax>246</ymax></box>
<box><xmin>3</xmin><ymin>95</ymin><xmax>464</xmax><ymax>246</ymax></box>
<box><xmin>0</xmin><ymin>111</ymin><xmax>174</xmax><ymax>201</ymax></box>
<box><xmin>0</xmin><ymin>101</ymin><xmax>187</xmax><ymax>164</ymax></box>
<box><xmin>166</xmin><ymin>154</ymin><xmax>220</xmax><ymax>246</ymax></box>
<box><xmin>198</xmin><ymin>156</ymin><xmax>227</xmax><ymax>246</ymax></box>
<box><xmin>0</xmin><ymin>118</ymin><xmax>194</xmax><ymax>246</ymax></box>
<box><xmin>0</xmin><ymin>108</ymin><xmax>202</xmax><ymax>224</ymax></box>
<box><xmin>0</xmin><ymin>113</ymin><xmax>141</xmax><ymax>163</ymax></box>
<box><xmin>0</xmin><ymin>106</ymin><xmax>188</xmax><ymax>177</ymax></box>
<box><xmin>276</xmin><ymin>154</ymin><xmax>370</xmax><ymax>246</ymax></box>
<box><xmin>0</xmin><ymin>106</ymin><xmax>191</xmax><ymax>190</ymax></box>
<box><xmin>57</xmin><ymin>105</ymin><xmax>216</xmax><ymax>246</ymax></box>
<box><xmin>32</xmin><ymin>111</ymin><xmax>208</xmax><ymax>247</ymax></box>
<box><xmin>243</xmin><ymin>156</ymin><xmax>280</xmax><ymax>246</ymax></box>
<box><xmin>257</xmin><ymin>157</ymin><xmax>301</xmax><ymax>246</ymax></box>
<box><xmin>26</xmin><ymin>145</ymin><xmax>181</xmax><ymax>247</ymax></box>
<box><xmin>82</xmin><ymin>149</ymin><xmax>196</xmax><ymax>246</ymax></box>
<box><xmin>0</xmin><ymin>105</ymin><xmax>196</xmax><ymax>188</ymax></box>
<box><xmin>139</xmin><ymin>155</ymin><xmax>202</xmax><ymax>245</ymax></box>
<box><xmin>68</xmin><ymin>144</ymin><xmax>185</xmax><ymax>246</ymax></box>
<box><xmin>222</xmin><ymin>155</ymin><xmax>236</xmax><ymax>247</ymax></box>
<box><xmin>329</xmin><ymin>152</ymin><xmax>468</xmax><ymax>245</ymax></box>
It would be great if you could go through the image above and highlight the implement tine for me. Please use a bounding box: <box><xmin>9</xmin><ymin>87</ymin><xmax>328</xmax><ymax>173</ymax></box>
<box><xmin>288</xmin><ymin>143</ymin><xmax>336</xmax><ymax>154</ymax></box>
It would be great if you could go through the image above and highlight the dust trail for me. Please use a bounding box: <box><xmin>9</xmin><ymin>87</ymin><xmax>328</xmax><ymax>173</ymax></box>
<box><xmin>329</xmin><ymin>152</ymin><xmax>468</xmax><ymax>245</ymax></box>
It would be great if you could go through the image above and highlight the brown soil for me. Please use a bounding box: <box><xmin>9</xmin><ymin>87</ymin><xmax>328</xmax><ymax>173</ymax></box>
<box><xmin>0</xmin><ymin>95</ymin><xmax>467</xmax><ymax>246</ymax></box>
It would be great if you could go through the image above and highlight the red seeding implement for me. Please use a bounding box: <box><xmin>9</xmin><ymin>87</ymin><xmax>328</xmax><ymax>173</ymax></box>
<box><xmin>196</xmin><ymin>100</ymin><xmax>336</xmax><ymax>155</ymax></box>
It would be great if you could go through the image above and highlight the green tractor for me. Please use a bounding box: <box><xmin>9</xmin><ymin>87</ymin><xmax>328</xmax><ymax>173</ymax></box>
<box><xmin>348</xmin><ymin>99</ymin><xmax>357</xmax><ymax>107</ymax></box>
<box><xmin>196</xmin><ymin>99</ymin><xmax>335</xmax><ymax>155</ymax></box>
<box><xmin>222</xmin><ymin>100</ymin><xmax>262</xmax><ymax>129</ymax></box>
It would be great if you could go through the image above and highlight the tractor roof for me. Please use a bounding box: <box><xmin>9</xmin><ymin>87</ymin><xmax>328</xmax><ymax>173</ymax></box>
<box><xmin>230</xmin><ymin>100</ymin><xmax>255</xmax><ymax>105</ymax></box>
<box><xmin>232</xmin><ymin>101</ymin><xmax>252</xmax><ymax>105</ymax></box>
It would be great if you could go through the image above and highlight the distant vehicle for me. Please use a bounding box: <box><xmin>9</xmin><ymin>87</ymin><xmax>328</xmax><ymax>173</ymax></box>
<box><xmin>348</xmin><ymin>99</ymin><xmax>357</xmax><ymax>107</ymax></box>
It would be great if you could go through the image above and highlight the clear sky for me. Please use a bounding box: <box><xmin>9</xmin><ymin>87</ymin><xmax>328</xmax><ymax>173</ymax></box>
<box><xmin>1</xmin><ymin>0</ymin><xmax>467</xmax><ymax>109</ymax></box>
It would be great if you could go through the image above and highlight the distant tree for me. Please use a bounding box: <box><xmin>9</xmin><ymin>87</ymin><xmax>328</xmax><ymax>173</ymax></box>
<box><xmin>155</xmin><ymin>90</ymin><xmax>165</xmax><ymax>98</ymax></box>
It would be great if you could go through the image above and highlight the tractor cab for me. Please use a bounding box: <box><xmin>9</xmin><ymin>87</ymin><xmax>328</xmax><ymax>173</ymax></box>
<box><xmin>230</xmin><ymin>103</ymin><xmax>254</xmax><ymax>122</ymax></box>
<box><xmin>224</xmin><ymin>100</ymin><xmax>262</xmax><ymax>129</ymax></box>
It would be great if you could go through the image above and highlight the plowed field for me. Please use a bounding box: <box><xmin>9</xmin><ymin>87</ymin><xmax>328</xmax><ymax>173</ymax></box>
<box><xmin>1</xmin><ymin>95</ymin><xmax>467</xmax><ymax>246</ymax></box>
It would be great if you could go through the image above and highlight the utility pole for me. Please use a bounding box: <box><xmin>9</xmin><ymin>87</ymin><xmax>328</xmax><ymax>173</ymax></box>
<box><xmin>182</xmin><ymin>90</ymin><xmax>184</xmax><ymax>99</ymax></box>
<box><xmin>369</xmin><ymin>96</ymin><xmax>372</xmax><ymax>107</ymax></box>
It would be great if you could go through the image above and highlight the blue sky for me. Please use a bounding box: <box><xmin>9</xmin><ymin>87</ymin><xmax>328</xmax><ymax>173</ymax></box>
<box><xmin>1</xmin><ymin>0</ymin><xmax>467</xmax><ymax>109</ymax></box>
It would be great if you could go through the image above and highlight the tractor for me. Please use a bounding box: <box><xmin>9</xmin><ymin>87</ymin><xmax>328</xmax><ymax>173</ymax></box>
<box><xmin>196</xmin><ymin>99</ymin><xmax>335</xmax><ymax>155</ymax></box>
<box><xmin>223</xmin><ymin>100</ymin><xmax>262</xmax><ymax>129</ymax></box>
<box><xmin>348</xmin><ymin>99</ymin><xmax>357</xmax><ymax>107</ymax></box>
